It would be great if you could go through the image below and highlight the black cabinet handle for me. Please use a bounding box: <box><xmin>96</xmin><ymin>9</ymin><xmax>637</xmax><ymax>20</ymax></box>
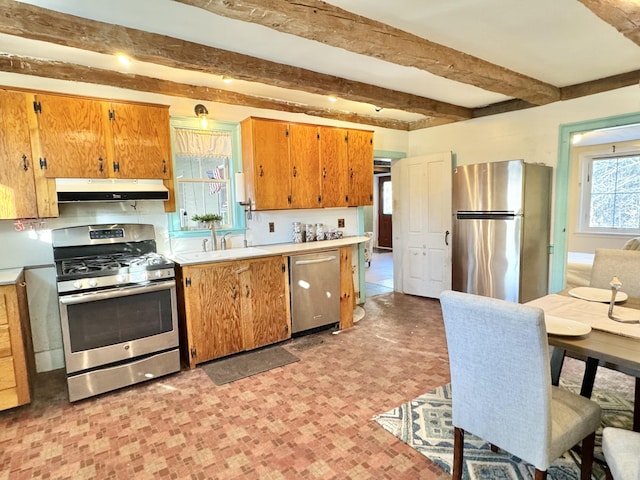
<box><xmin>259</xmin><ymin>165</ymin><xmax>264</xmax><ymax>177</ymax></box>
<box><xmin>98</xmin><ymin>157</ymin><xmax>104</xmax><ymax>173</ymax></box>
<box><xmin>162</xmin><ymin>159</ymin><xmax>167</xmax><ymax>174</ymax></box>
<box><xmin>22</xmin><ymin>154</ymin><xmax>28</xmax><ymax>172</ymax></box>
<box><xmin>292</xmin><ymin>166</ymin><xmax>297</xmax><ymax>177</ymax></box>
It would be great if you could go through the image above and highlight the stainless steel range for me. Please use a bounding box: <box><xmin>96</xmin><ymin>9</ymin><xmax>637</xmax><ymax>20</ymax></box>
<box><xmin>52</xmin><ymin>224</ymin><xmax>180</xmax><ymax>402</ymax></box>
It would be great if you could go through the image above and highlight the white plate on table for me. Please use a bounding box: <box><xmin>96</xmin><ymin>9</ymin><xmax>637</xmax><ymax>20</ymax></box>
<box><xmin>545</xmin><ymin>315</ymin><xmax>592</xmax><ymax>337</ymax></box>
<box><xmin>568</xmin><ymin>286</ymin><xmax>628</xmax><ymax>303</ymax></box>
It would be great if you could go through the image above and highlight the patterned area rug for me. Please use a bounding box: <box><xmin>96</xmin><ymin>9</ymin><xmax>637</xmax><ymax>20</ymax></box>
<box><xmin>373</xmin><ymin>382</ymin><xmax>634</xmax><ymax>479</ymax></box>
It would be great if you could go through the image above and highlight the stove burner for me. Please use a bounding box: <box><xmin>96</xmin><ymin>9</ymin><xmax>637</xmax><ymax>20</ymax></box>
<box><xmin>60</xmin><ymin>252</ymin><xmax>172</xmax><ymax>277</ymax></box>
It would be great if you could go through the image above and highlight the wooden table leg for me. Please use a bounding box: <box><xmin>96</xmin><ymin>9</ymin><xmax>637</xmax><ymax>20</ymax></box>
<box><xmin>550</xmin><ymin>347</ymin><xmax>565</xmax><ymax>386</ymax></box>
<box><xmin>580</xmin><ymin>357</ymin><xmax>599</xmax><ymax>398</ymax></box>
<box><xmin>635</xmin><ymin>377</ymin><xmax>640</xmax><ymax>433</ymax></box>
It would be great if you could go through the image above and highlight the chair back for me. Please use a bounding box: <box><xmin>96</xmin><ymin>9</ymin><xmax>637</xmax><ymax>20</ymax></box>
<box><xmin>590</xmin><ymin>248</ymin><xmax>640</xmax><ymax>297</ymax></box>
<box><xmin>440</xmin><ymin>290</ymin><xmax>552</xmax><ymax>466</ymax></box>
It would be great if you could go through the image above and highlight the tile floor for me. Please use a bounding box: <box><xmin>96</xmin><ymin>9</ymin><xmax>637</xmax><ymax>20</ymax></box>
<box><xmin>364</xmin><ymin>249</ymin><xmax>393</xmax><ymax>297</ymax></box>
<box><xmin>1</xmin><ymin>289</ymin><xmax>635</xmax><ymax>479</ymax></box>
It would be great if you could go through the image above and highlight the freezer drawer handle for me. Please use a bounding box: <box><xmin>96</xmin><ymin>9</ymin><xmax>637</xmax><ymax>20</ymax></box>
<box><xmin>456</xmin><ymin>212</ymin><xmax>516</xmax><ymax>220</ymax></box>
<box><xmin>294</xmin><ymin>256</ymin><xmax>337</xmax><ymax>265</ymax></box>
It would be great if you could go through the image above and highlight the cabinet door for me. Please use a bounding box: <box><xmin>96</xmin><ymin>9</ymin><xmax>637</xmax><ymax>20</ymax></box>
<box><xmin>0</xmin><ymin>90</ymin><xmax>38</xmax><ymax>219</ymax></box>
<box><xmin>289</xmin><ymin>124</ymin><xmax>321</xmax><ymax>209</ymax></box>
<box><xmin>183</xmin><ymin>263</ymin><xmax>244</xmax><ymax>364</ymax></box>
<box><xmin>347</xmin><ymin>129</ymin><xmax>374</xmax><ymax>206</ymax></box>
<box><xmin>0</xmin><ymin>280</ymin><xmax>31</xmax><ymax>411</ymax></box>
<box><xmin>34</xmin><ymin>94</ymin><xmax>109</xmax><ymax>178</ymax></box>
<box><xmin>245</xmin><ymin>118</ymin><xmax>290</xmax><ymax>210</ymax></box>
<box><xmin>109</xmin><ymin>102</ymin><xmax>172</xmax><ymax>179</ymax></box>
<box><xmin>319</xmin><ymin>126</ymin><xmax>349</xmax><ymax>208</ymax></box>
<box><xmin>241</xmin><ymin>257</ymin><xmax>289</xmax><ymax>350</ymax></box>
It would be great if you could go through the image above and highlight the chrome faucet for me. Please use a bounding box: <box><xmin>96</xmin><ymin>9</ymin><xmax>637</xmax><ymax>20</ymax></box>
<box><xmin>221</xmin><ymin>233</ymin><xmax>232</xmax><ymax>250</ymax></box>
<box><xmin>202</xmin><ymin>238</ymin><xmax>209</xmax><ymax>252</ymax></box>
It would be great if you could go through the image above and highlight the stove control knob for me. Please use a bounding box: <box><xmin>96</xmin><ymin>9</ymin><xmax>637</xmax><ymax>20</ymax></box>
<box><xmin>140</xmin><ymin>272</ymin><xmax>149</xmax><ymax>281</ymax></box>
<box><xmin>154</xmin><ymin>270</ymin><xmax>163</xmax><ymax>278</ymax></box>
<box><xmin>88</xmin><ymin>279</ymin><xmax>98</xmax><ymax>288</ymax></box>
<box><xmin>73</xmin><ymin>281</ymin><xmax>82</xmax><ymax>290</ymax></box>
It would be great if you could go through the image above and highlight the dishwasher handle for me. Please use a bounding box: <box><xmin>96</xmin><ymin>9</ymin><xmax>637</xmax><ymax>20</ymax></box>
<box><xmin>293</xmin><ymin>255</ymin><xmax>337</xmax><ymax>265</ymax></box>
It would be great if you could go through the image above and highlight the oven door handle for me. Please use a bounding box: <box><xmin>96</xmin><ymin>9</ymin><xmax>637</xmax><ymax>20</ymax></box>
<box><xmin>59</xmin><ymin>280</ymin><xmax>176</xmax><ymax>305</ymax></box>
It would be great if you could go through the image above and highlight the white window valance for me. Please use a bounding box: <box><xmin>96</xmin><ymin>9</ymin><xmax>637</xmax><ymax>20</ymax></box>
<box><xmin>174</xmin><ymin>128</ymin><xmax>232</xmax><ymax>158</ymax></box>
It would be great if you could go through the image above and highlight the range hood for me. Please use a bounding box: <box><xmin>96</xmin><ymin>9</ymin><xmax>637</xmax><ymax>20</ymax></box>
<box><xmin>56</xmin><ymin>178</ymin><xmax>169</xmax><ymax>203</ymax></box>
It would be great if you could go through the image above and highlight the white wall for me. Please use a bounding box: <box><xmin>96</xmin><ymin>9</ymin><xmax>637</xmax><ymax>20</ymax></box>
<box><xmin>407</xmin><ymin>85</ymin><xmax>640</xmax><ymax>282</ymax></box>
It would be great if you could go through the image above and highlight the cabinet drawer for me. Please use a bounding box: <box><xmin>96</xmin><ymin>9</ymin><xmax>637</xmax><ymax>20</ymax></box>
<box><xmin>0</xmin><ymin>325</ymin><xmax>10</xmax><ymax>358</ymax></box>
<box><xmin>0</xmin><ymin>356</ymin><xmax>17</xmax><ymax>390</ymax></box>
<box><xmin>0</xmin><ymin>387</ymin><xmax>19</xmax><ymax>411</ymax></box>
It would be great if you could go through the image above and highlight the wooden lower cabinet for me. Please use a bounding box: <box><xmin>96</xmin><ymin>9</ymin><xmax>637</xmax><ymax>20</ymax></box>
<box><xmin>177</xmin><ymin>256</ymin><xmax>290</xmax><ymax>368</ymax></box>
<box><xmin>0</xmin><ymin>272</ymin><xmax>34</xmax><ymax>411</ymax></box>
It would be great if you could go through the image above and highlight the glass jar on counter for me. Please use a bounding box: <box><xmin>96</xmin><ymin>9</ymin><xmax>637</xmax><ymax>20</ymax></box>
<box><xmin>305</xmin><ymin>223</ymin><xmax>316</xmax><ymax>242</ymax></box>
<box><xmin>292</xmin><ymin>222</ymin><xmax>303</xmax><ymax>243</ymax></box>
<box><xmin>315</xmin><ymin>223</ymin><xmax>325</xmax><ymax>241</ymax></box>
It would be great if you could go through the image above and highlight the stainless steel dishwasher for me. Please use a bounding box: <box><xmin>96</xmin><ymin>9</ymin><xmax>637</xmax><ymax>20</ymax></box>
<box><xmin>289</xmin><ymin>249</ymin><xmax>340</xmax><ymax>334</ymax></box>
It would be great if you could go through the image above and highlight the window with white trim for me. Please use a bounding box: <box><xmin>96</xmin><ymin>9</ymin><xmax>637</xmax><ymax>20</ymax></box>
<box><xmin>173</xmin><ymin>128</ymin><xmax>233</xmax><ymax>229</ymax></box>
<box><xmin>580</xmin><ymin>153</ymin><xmax>640</xmax><ymax>234</ymax></box>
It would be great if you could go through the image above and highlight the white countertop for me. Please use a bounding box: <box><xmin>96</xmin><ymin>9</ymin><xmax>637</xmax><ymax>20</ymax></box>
<box><xmin>0</xmin><ymin>268</ymin><xmax>24</xmax><ymax>285</ymax></box>
<box><xmin>168</xmin><ymin>236</ymin><xmax>370</xmax><ymax>266</ymax></box>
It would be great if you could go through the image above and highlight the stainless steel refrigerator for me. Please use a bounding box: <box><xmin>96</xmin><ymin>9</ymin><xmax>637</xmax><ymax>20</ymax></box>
<box><xmin>452</xmin><ymin>159</ymin><xmax>551</xmax><ymax>303</ymax></box>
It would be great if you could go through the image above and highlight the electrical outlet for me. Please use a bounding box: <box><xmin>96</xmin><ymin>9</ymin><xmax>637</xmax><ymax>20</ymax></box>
<box><xmin>338</xmin><ymin>218</ymin><xmax>345</xmax><ymax>228</ymax></box>
<box><xmin>269</xmin><ymin>222</ymin><xmax>275</xmax><ymax>233</ymax></box>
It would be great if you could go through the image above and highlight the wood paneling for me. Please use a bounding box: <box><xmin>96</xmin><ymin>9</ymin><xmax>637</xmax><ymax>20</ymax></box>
<box><xmin>242</xmin><ymin>256</ymin><xmax>289</xmax><ymax>350</ymax></box>
<box><xmin>109</xmin><ymin>102</ymin><xmax>172</xmax><ymax>180</ymax></box>
<box><xmin>34</xmin><ymin>94</ymin><xmax>109</xmax><ymax>178</ymax></box>
<box><xmin>289</xmin><ymin>124</ymin><xmax>321</xmax><ymax>209</ymax></box>
<box><xmin>0</xmin><ymin>274</ymin><xmax>32</xmax><ymax>410</ymax></box>
<box><xmin>0</xmin><ymin>90</ymin><xmax>38</xmax><ymax>219</ymax></box>
<box><xmin>340</xmin><ymin>246</ymin><xmax>355</xmax><ymax>330</ymax></box>
<box><xmin>319</xmin><ymin>127</ymin><xmax>349</xmax><ymax>208</ymax></box>
<box><xmin>242</xmin><ymin>118</ymin><xmax>291</xmax><ymax>210</ymax></box>
<box><xmin>178</xmin><ymin>256</ymin><xmax>290</xmax><ymax>368</ymax></box>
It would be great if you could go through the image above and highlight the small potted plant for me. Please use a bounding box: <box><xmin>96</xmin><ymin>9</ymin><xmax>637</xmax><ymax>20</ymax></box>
<box><xmin>191</xmin><ymin>213</ymin><xmax>223</xmax><ymax>229</ymax></box>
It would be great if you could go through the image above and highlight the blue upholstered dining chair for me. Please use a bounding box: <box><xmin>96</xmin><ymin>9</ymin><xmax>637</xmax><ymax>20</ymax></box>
<box><xmin>440</xmin><ymin>290</ymin><xmax>602</xmax><ymax>480</ymax></box>
<box><xmin>602</xmin><ymin>427</ymin><xmax>640</xmax><ymax>480</ymax></box>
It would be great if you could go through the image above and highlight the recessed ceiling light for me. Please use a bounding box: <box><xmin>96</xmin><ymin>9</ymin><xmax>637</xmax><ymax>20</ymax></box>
<box><xmin>222</xmin><ymin>76</ymin><xmax>233</xmax><ymax>84</ymax></box>
<box><xmin>328</xmin><ymin>96</ymin><xmax>337</xmax><ymax>102</ymax></box>
<box><xmin>116</xmin><ymin>54</ymin><xmax>131</xmax><ymax>66</ymax></box>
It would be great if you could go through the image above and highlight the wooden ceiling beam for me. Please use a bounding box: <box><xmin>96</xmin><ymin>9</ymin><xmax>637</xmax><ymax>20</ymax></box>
<box><xmin>578</xmin><ymin>0</ymin><xmax>640</xmax><ymax>45</ymax></box>
<box><xmin>175</xmin><ymin>0</ymin><xmax>561</xmax><ymax>106</ymax></box>
<box><xmin>0</xmin><ymin>54</ymin><xmax>411</xmax><ymax>130</ymax></box>
<box><xmin>0</xmin><ymin>0</ymin><xmax>469</xmax><ymax>122</ymax></box>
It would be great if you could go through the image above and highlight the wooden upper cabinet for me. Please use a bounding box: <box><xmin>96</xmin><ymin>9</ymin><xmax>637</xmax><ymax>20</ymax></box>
<box><xmin>289</xmin><ymin>123</ymin><xmax>321</xmax><ymax>209</ymax></box>
<box><xmin>109</xmin><ymin>102</ymin><xmax>172</xmax><ymax>179</ymax></box>
<box><xmin>346</xmin><ymin>129</ymin><xmax>374</xmax><ymax>206</ymax></box>
<box><xmin>241</xmin><ymin>117</ymin><xmax>291</xmax><ymax>210</ymax></box>
<box><xmin>0</xmin><ymin>90</ymin><xmax>38</xmax><ymax>219</ymax></box>
<box><xmin>241</xmin><ymin>117</ymin><xmax>373</xmax><ymax>210</ymax></box>
<box><xmin>34</xmin><ymin>94</ymin><xmax>110</xmax><ymax>179</ymax></box>
<box><xmin>319</xmin><ymin>126</ymin><xmax>349</xmax><ymax>208</ymax></box>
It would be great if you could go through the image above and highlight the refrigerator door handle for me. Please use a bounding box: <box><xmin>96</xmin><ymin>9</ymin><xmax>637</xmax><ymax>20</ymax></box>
<box><xmin>456</xmin><ymin>212</ymin><xmax>517</xmax><ymax>220</ymax></box>
<box><xmin>445</xmin><ymin>230</ymin><xmax>450</xmax><ymax>246</ymax></box>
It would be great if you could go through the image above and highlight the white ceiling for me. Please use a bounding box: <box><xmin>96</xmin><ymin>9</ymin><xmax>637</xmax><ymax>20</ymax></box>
<box><xmin>5</xmin><ymin>0</ymin><xmax>640</xmax><ymax>126</ymax></box>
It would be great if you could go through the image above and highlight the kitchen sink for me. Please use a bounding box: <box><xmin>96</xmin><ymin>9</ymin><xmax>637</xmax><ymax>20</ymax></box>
<box><xmin>172</xmin><ymin>247</ymin><xmax>272</xmax><ymax>263</ymax></box>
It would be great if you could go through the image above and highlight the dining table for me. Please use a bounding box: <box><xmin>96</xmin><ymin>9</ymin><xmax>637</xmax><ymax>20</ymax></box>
<box><xmin>526</xmin><ymin>289</ymin><xmax>640</xmax><ymax>432</ymax></box>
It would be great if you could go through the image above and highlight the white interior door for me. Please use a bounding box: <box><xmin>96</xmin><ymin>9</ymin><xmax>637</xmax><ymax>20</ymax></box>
<box><xmin>393</xmin><ymin>152</ymin><xmax>452</xmax><ymax>298</ymax></box>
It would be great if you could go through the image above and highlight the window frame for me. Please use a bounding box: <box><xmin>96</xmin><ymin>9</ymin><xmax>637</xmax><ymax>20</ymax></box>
<box><xmin>168</xmin><ymin>117</ymin><xmax>244</xmax><ymax>238</ymax></box>
<box><xmin>578</xmin><ymin>150</ymin><xmax>640</xmax><ymax>235</ymax></box>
